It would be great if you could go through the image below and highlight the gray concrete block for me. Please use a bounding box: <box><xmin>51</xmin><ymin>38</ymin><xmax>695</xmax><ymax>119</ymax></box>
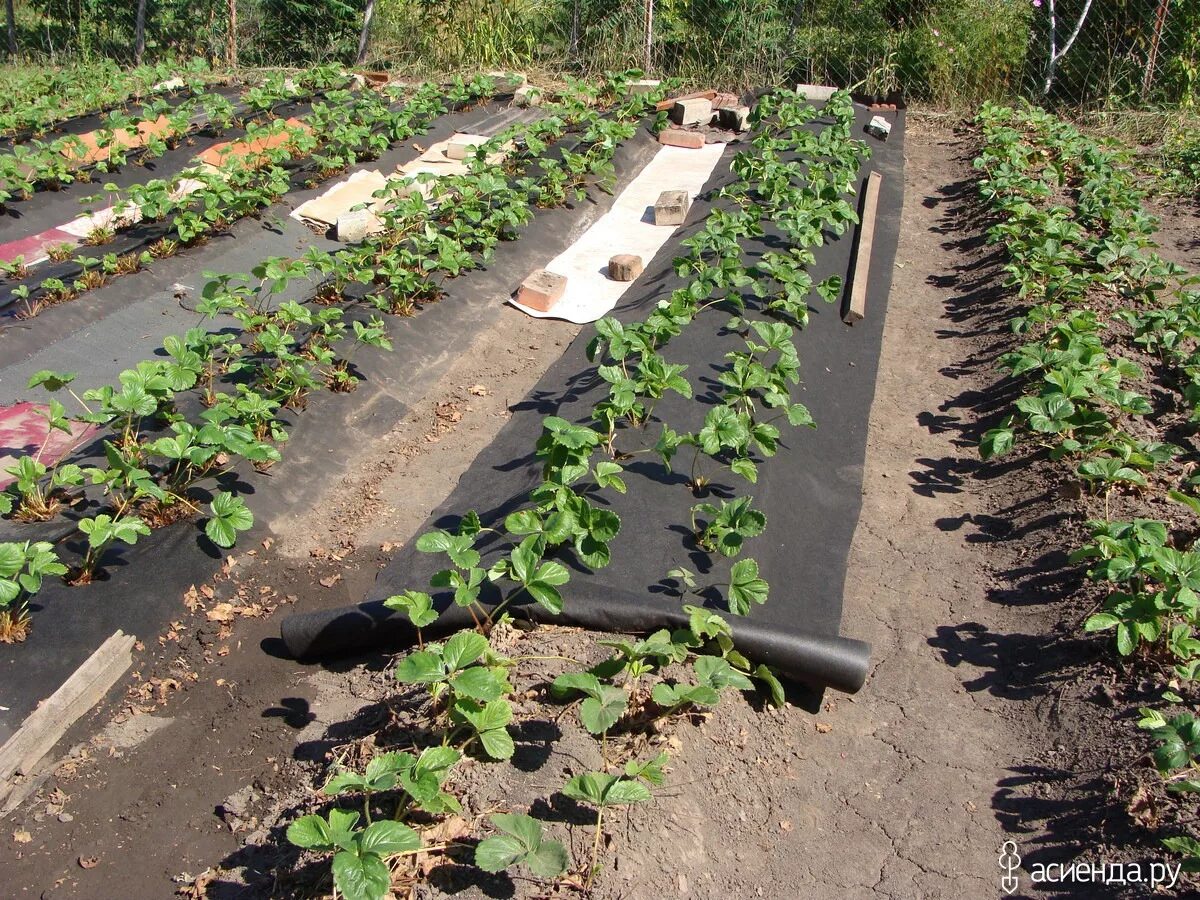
<box><xmin>654</xmin><ymin>189</ymin><xmax>690</xmax><ymax>226</ymax></box>
<box><xmin>628</xmin><ymin>79</ymin><xmax>661</xmax><ymax>95</ymax></box>
<box><xmin>718</xmin><ymin>105</ymin><xmax>751</xmax><ymax>132</ymax></box>
<box><xmin>336</xmin><ymin>208</ymin><xmax>383</xmax><ymax>243</ymax></box>
<box><xmin>670</xmin><ymin>98</ymin><xmax>713</xmax><ymax>126</ymax></box>
<box><xmin>866</xmin><ymin>115</ymin><xmax>892</xmax><ymax>141</ymax></box>
<box><xmin>796</xmin><ymin>84</ymin><xmax>837</xmax><ymax>101</ymax></box>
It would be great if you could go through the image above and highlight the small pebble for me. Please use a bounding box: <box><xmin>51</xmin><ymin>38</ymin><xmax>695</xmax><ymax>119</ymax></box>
<box><xmin>58</xmin><ymin>813</ymin><xmax>73</xmax><ymax>823</ymax></box>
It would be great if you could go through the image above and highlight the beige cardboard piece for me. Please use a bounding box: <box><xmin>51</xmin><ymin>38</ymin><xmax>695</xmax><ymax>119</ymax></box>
<box><xmin>293</xmin><ymin>169</ymin><xmax>389</xmax><ymax>229</ymax></box>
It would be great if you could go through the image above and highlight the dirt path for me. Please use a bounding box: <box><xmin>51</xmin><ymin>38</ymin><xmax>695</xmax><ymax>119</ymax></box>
<box><xmin>4</xmin><ymin>118</ymin><xmax>1105</xmax><ymax>900</ymax></box>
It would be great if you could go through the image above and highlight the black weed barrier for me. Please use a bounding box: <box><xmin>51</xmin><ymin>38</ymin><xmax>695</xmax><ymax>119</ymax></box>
<box><xmin>0</xmin><ymin>101</ymin><xmax>665</xmax><ymax>743</ymax></box>
<box><xmin>281</xmin><ymin>101</ymin><xmax>907</xmax><ymax>705</ymax></box>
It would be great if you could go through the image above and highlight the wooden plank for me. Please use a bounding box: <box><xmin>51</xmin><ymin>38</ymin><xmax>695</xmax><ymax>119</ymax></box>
<box><xmin>843</xmin><ymin>170</ymin><xmax>883</xmax><ymax>325</ymax></box>
<box><xmin>0</xmin><ymin>630</ymin><xmax>136</xmax><ymax>783</ymax></box>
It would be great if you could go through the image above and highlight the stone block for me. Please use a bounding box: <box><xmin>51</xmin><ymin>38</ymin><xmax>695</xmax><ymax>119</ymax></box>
<box><xmin>718</xmin><ymin>105</ymin><xmax>751</xmax><ymax>132</ymax></box>
<box><xmin>866</xmin><ymin>115</ymin><xmax>892</xmax><ymax>141</ymax></box>
<box><xmin>335</xmin><ymin>208</ymin><xmax>384</xmax><ymax>243</ymax></box>
<box><xmin>796</xmin><ymin>83</ymin><xmax>837</xmax><ymax>101</ymax></box>
<box><xmin>516</xmin><ymin>269</ymin><xmax>567</xmax><ymax>312</ymax></box>
<box><xmin>670</xmin><ymin>98</ymin><xmax>713</xmax><ymax>126</ymax></box>
<box><xmin>608</xmin><ymin>254</ymin><xmax>644</xmax><ymax>281</ymax></box>
<box><xmin>658</xmin><ymin>129</ymin><xmax>705</xmax><ymax>149</ymax></box>
<box><xmin>513</xmin><ymin>85</ymin><xmax>542</xmax><ymax>107</ymax></box>
<box><xmin>654</xmin><ymin>190</ymin><xmax>690</xmax><ymax>226</ymax></box>
<box><xmin>446</xmin><ymin>134</ymin><xmax>486</xmax><ymax>160</ymax></box>
<box><xmin>628</xmin><ymin>79</ymin><xmax>661</xmax><ymax>95</ymax></box>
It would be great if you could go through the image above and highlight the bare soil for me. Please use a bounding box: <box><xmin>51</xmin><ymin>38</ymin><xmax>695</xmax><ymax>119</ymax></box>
<box><xmin>4</xmin><ymin>118</ymin><xmax>1200</xmax><ymax>900</ymax></box>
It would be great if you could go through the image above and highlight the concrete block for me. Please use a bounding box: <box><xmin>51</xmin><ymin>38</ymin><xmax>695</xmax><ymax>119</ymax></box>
<box><xmin>516</xmin><ymin>269</ymin><xmax>567</xmax><ymax>312</ymax></box>
<box><xmin>628</xmin><ymin>79</ymin><xmax>661</xmax><ymax>95</ymax></box>
<box><xmin>446</xmin><ymin>134</ymin><xmax>487</xmax><ymax>160</ymax></box>
<box><xmin>513</xmin><ymin>85</ymin><xmax>542</xmax><ymax>107</ymax></box>
<box><xmin>796</xmin><ymin>83</ymin><xmax>837</xmax><ymax>101</ymax></box>
<box><xmin>486</xmin><ymin>70</ymin><xmax>527</xmax><ymax>91</ymax></box>
<box><xmin>336</xmin><ymin>208</ymin><xmax>384</xmax><ymax>243</ymax></box>
<box><xmin>866</xmin><ymin>115</ymin><xmax>892</xmax><ymax>141</ymax></box>
<box><xmin>152</xmin><ymin>77</ymin><xmax>186</xmax><ymax>92</ymax></box>
<box><xmin>670</xmin><ymin>97</ymin><xmax>713</xmax><ymax>126</ymax></box>
<box><xmin>718</xmin><ymin>105</ymin><xmax>751</xmax><ymax>132</ymax></box>
<box><xmin>654</xmin><ymin>190</ymin><xmax>690</xmax><ymax>226</ymax></box>
<box><xmin>658</xmin><ymin>129</ymin><xmax>705</xmax><ymax>149</ymax></box>
<box><xmin>608</xmin><ymin>254</ymin><xmax>644</xmax><ymax>281</ymax></box>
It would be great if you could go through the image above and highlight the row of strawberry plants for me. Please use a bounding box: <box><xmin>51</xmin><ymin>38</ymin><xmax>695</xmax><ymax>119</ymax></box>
<box><xmin>0</xmin><ymin>64</ymin><xmax>353</xmax><ymax>207</ymax></box>
<box><xmin>0</xmin><ymin>58</ymin><xmax>211</xmax><ymax>139</ymax></box>
<box><xmin>2</xmin><ymin>77</ymin><xmax>492</xmax><ymax>319</ymax></box>
<box><xmin>974</xmin><ymin>102</ymin><xmax>1200</xmax><ymax>871</ymax></box>
<box><xmin>0</xmin><ymin>74</ymin><xmax>663</xmax><ymax>645</ymax></box>
<box><xmin>279</xmin><ymin>88</ymin><xmax>868</xmax><ymax>898</ymax></box>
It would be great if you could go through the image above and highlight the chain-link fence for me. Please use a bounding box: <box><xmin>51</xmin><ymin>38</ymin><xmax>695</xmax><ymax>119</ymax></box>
<box><xmin>4</xmin><ymin>0</ymin><xmax>1199</xmax><ymax>110</ymax></box>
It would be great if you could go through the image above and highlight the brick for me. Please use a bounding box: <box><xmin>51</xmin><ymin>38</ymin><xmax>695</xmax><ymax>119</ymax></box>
<box><xmin>866</xmin><ymin>115</ymin><xmax>892</xmax><ymax>141</ymax></box>
<box><xmin>608</xmin><ymin>254</ymin><xmax>644</xmax><ymax>281</ymax></box>
<box><xmin>796</xmin><ymin>83</ymin><xmax>837</xmax><ymax>101</ymax></box>
<box><xmin>628</xmin><ymin>79</ymin><xmax>661</xmax><ymax>95</ymax></box>
<box><xmin>446</xmin><ymin>133</ymin><xmax>487</xmax><ymax>160</ymax></box>
<box><xmin>670</xmin><ymin>97</ymin><xmax>713</xmax><ymax>126</ymax></box>
<box><xmin>718</xmin><ymin>105</ymin><xmax>751</xmax><ymax>132</ymax></box>
<box><xmin>335</xmin><ymin>208</ymin><xmax>384</xmax><ymax>243</ymax></box>
<box><xmin>654</xmin><ymin>189</ymin><xmax>690</xmax><ymax>226</ymax></box>
<box><xmin>658</xmin><ymin>129</ymin><xmax>705</xmax><ymax>149</ymax></box>
<box><xmin>513</xmin><ymin>85</ymin><xmax>542</xmax><ymax>107</ymax></box>
<box><xmin>516</xmin><ymin>269</ymin><xmax>567</xmax><ymax>312</ymax></box>
<box><xmin>712</xmin><ymin>92</ymin><xmax>739</xmax><ymax>110</ymax></box>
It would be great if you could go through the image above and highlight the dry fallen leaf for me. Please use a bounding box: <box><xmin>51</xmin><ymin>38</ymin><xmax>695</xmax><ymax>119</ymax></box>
<box><xmin>815</xmin><ymin>722</ymin><xmax>832</xmax><ymax>734</ymax></box>
<box><xmin>13</xmin><ymin>829</ymin><xmax>31</xmax><ymax>844</ymax></box>
<box><xmin>319</xmin><ymin>574</ymin><xmax>342</xmax><ymax>589</ymax></box>
<box><xmin>779</xmin><ymin>820</ymin><xmax>794</xmax><ymax>833</ymax></box>
<box><xmin>79</xmin><ymin>856</ymin><xmax>99</xmax><ymax>869</ymax></box>
<box><xmin>206</xmin><ymin>603</ymin><xmax>236</xmax><ymax>623</ymax></box>
<box><xmin>468</xmin><ymin>384</ymin><xmax>489</xmax><ymax>396</ymax></box>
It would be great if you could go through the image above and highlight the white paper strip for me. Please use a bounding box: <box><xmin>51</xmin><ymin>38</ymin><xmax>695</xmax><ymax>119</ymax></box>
<box><xmin>508</xmin><ymin>142</ymin><xmax>727</xmax><ymax>324</ymax></box>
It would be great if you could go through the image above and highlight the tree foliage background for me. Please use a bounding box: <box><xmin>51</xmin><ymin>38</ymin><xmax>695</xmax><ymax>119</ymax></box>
<box><xmin>4</xmin><ymin>0</ymin><xmax>1199</xmax><ymax>108</ymax></box>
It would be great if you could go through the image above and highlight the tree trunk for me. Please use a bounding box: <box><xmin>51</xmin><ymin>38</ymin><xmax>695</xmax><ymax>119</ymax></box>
<box><xmin>5</xmin><ymin>0</ymin><xmax>16</xmax><ymax>58</ymax></box>
<box><xmin>134</xmin><ymin>0</ymin><xmax>147</xmax><ymax>65</ymax></box>
<box><xmin>227</xmin><ymin>0</ymin><xmax>238</xmax><ymax>68</ymax></box>
<box><xmin>356</xmin><ymin>0</ymin><xmax>375</xmax><ymax>65</ymax></box>
<box><xmin>1042</xmin><ymin>0</ymin><xmax>1095</xmax><ymax>95</ymax></box>
<box><xmin>643</xmin><ymin>0</ymin><xmax>653</xmax><ymax>72</ymax></box>
<box><xmin>1142</xmin><ymin>0</ymin><xmax>1171</xmax><ymax>101</ymax></box>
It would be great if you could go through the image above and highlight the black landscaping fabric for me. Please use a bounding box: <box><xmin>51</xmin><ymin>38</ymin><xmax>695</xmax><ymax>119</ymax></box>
<box><xmin>281</xmin><ymin>104</ymin><xmax>907</xmax><ymax>702</ymax></box>
<box><xmin>0</xmin><ymin>117</ymin><xmax>663</xmax><ymax>744</ymax></box>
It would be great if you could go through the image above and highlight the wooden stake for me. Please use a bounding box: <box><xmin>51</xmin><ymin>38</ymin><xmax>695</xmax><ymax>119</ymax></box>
<box><xmin>0</xmin><ymin>630</ymin><xmax>136</xmax><ymax>783</ymax></box>
<box><xmin>844</xmin><ymin>170</ymin><xmax>882</xmax><ymax>325</ymax></box>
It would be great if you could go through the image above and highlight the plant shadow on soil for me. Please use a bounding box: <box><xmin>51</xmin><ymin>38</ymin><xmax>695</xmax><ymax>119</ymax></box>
<box><xmin>915</xmin><ymin>154</ymin><xmax>1162</xmax><ymax>889</ymax></box>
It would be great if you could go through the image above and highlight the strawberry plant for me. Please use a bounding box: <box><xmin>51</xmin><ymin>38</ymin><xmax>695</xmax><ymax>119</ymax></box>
<box><xmin>475</xmin><ymin>813</ymin><xmax>569</xmax><ymax>878</ymax></box>
<box><xmin>0</xmin><ymin>541</ymin><xmax>67</xmax><ymax>642</ymax></box>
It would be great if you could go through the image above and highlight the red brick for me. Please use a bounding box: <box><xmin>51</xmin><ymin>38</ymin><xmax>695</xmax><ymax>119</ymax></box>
<box><xmin>516</xmin><ymin>269</ymin><xmax>567</xmax><ymax>312</ymax></box>
<box><xmin>658</xmin><ymin>129</ymin><xmax>705</xmax><ymax>149</ymax></box>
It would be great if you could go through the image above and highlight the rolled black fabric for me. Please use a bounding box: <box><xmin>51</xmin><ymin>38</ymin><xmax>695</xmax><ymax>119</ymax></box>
<box><xmin>280</xmin><ymin>103</ymin><xmax>906</xmax><ymax>698</ymax></box>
